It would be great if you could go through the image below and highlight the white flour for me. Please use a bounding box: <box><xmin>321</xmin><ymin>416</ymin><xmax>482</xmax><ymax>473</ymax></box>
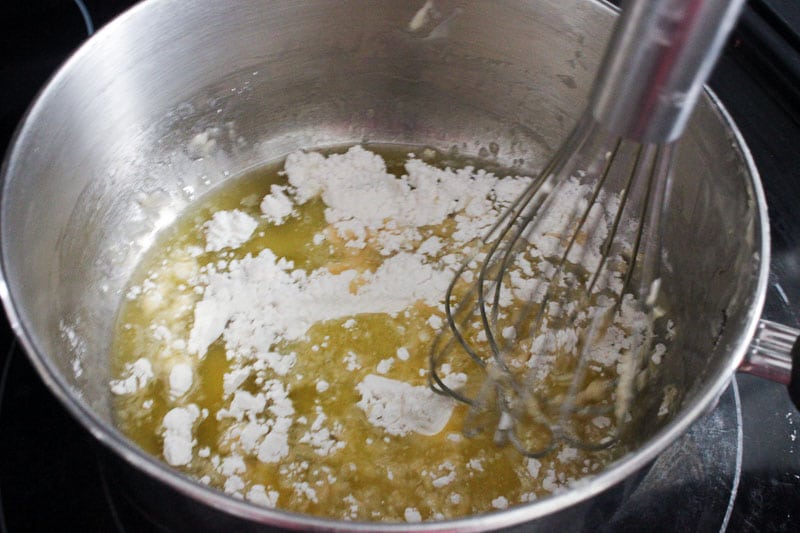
<box><xmin>204</xmin><ymin>209</ymin><xmax>258</xmax><ymax>252</ymax></box>
<box><xmin>355</xmin><ymin>373</ymin><xmax>466</xmax><ymax>436</ymax></box>
<box><xmin>186</xmin><ymin>249</ymin><xmax>453</xmax><ymax>362</ymax></box>
<box><xmin>111</xmin><ymin>145</ymin><xmax>656</xmax><ymax>521</ymax></box>
<box><xmin>169</xmin><ymin>363</ymin><xmax>193</xmax><ymax>398</ymax></box>
<box><xmin>260</xmin><ymin>185</ymin><xmax>295</xmax><ymax>224</ymax></box>
<box><xmin>162</xmin><ymin>404</ymin><xmax>201</xmax><ymax>466</ymax></box>
<box><xmin>110</xmin><ymin>357</ymin><xmax>153</xmax><ymax>395</ymax></box>
<box><xmin>282</xmin><ymin>146</ymin><xmax>526</xmax><ymax>249</ymax></box>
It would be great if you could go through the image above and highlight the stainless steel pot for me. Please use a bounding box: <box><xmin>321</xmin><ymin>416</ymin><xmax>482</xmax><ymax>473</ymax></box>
<box><xmin>1</xmin><ymin>0</ymin><xmax>797</xmax><ymax>531</ymax></box>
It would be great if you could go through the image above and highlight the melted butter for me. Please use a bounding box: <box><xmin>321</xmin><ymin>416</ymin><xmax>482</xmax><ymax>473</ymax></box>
<box><xmin>111</xmin><ymin>145</ymin><xmax>624</xmax><ymax>521</ymax></box>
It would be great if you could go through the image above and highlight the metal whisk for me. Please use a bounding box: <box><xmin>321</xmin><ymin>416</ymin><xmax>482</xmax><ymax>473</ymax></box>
<box><xmin>430</xmin><ymin>0</ymin><xmax>746</xmax><ymax>457</ymax></box>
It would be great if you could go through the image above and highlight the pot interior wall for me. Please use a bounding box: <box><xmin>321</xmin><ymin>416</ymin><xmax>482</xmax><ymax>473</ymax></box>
<box><xmin>1</xmin><ymin>0</ymin><xmax>763</xmax><ymax>513</ymax></box>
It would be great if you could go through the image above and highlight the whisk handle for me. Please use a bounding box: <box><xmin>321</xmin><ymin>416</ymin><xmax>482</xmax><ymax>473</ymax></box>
<box><xmin>590</xmin><ymin>0</ymin><xmax>746</xmax><ymax>143</ymax></box>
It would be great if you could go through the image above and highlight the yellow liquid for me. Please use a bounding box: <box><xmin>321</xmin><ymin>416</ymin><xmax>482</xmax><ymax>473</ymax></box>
<box><xmin>111</xmin><ymin>146</ymin><xmax>623</xmax><ymax>521</ymax></box>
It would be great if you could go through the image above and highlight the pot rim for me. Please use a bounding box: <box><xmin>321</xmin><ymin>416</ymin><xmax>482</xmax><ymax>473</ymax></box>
<box><xmin>0</xmin><ymin>0</ymin><xmax>770</xmax><ymax>530</ymax></box>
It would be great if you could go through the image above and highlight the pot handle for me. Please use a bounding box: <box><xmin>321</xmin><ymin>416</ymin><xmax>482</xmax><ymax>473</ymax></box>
<box><xmin>740</xmin><ymin>319</ymin><xmax>800</xmax><ymax>410</ymax></box>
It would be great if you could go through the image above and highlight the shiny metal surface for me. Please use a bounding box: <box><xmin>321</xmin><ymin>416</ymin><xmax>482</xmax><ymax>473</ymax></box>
<box><xmin>742</xmin><ymin>319</ymin><xmax>800</xmax><ymax>384</ymax></box>
<box><xmin>432</xmin><ymin>0</ymin><xmax>750</xmax><ymax>457</ymax></box>
<box><xmin>0</xmin><ymin>0</ymin><xmax>770</xmax><ymax>530</ymax></box>
<box><xmin>591</xmin><ymin>0</ymin><xmax>747</xmax><ymax>142</ymax></box>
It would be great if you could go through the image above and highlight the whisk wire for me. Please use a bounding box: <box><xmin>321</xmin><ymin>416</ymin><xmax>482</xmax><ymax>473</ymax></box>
<box><xmin>430</xmin><ymin>0</ymin><xmax>746</xmax><ymax>459</ymax></box>
<box><xmin>505</xmin><ymin>133</ymin><xmax>629</xmax><ymax>455</ymax></box>
<box><xmin>430</xmin><ymin>118</ymin><xmax>672</xmax><ymax>456</ymax></box>
<box><xmin>585</xmin><ymin>141</ymin><xmax>641</xmax><ymax>299</ymax></box>
<box><xmin>430</xmin><ymin>117</ymin><xmax>599</xmax><ymax>403</ymax></box>
<box><xmin>480</xmin><ymin>119</ymin><xmax>603</xmax><ymax>355</ymax></box>
<box><xmin>477</xmin><ymin>117</ymin><xmax>597</xmax><ymax>359</ymax></box>
<box><xmin>557</xmin><ymin>307</ymin><xmax>619</xmax><ymax>451</ymax></box>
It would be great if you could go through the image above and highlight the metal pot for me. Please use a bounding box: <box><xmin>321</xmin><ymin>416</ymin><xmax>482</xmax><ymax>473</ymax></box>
<box><xmin>1</xmin><ymin>0</ymin><xmax>797</xmax><ymax>530</ymax></box>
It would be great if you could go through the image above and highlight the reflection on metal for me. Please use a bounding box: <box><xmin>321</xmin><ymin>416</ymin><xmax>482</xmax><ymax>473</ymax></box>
<box><xmin>606</xmin><ymin>379</ymin><xmax>742</xmax><ymax>532</ymax></box>
<box><xmin>72</xmin><ymin>0</ymin><xmax>94</xmax><ymax>36</ymax></box>
<box><xmin>742</xmin><ymin>320</ymin><xmax>799</xmax><ymax>384</ymax></box>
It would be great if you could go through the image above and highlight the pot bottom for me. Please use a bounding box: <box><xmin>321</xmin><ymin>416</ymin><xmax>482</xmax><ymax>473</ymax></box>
<box><xmin>95</xmin><ymin>379</ymin><xmax>741</xmax><ymax>532</ymax></box>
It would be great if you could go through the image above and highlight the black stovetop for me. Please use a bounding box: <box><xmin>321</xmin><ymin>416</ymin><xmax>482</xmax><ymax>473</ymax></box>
<box><xmin>1</xmin><ymin>1</ymin><xmax>799</xmax><ymax>531</ymax></box>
